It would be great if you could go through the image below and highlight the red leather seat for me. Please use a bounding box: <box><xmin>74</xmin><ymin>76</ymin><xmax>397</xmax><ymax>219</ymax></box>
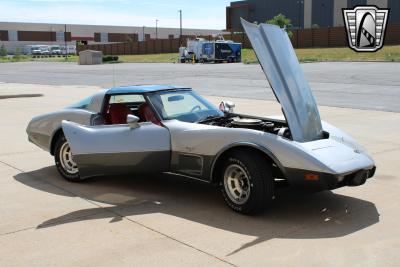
<box><xmin>108</xmin><ymin>103</ymin><xmax>132</xmax><ymax>124</ymax></box>
<box><xmin>138</xmin><ymin>103</ymin><xmax>162</xmax><ymax>126</ymax></box>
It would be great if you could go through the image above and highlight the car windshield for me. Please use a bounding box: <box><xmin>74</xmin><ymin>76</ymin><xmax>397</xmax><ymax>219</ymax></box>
<box><xmin>148</xmin><ymin>90</ymin><xmax>223</xmax><ymax>123</ymax></box>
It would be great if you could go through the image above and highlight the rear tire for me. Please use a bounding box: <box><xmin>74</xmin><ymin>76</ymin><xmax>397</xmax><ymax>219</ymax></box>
<box><xmin>54</xmin><ymin>135</ymin><xmax>82</xmax><ymax>182</ymax></box>
<box><xmin>219</xmin><ymin>151</ymin><xmax>274</xmax><ymax>214</ymax></box>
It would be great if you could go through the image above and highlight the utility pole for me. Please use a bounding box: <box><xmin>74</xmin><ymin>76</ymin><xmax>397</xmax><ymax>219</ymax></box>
<box><xmin>64</xmin><ymin>24</ymin><xmax>68</xmax><ymax>60</ymax></box>
<box><xmin>297</xmin><ymin>1</ymin><xmax>303</xmax><ymax>48</ymax></box>
<box><xmin>156</xmin><ymin>19</ymin><xmax>159</xmax><ymax>40</ymax></box>
<box><xmin>179</xmin><ymin>10</ymin><xmax>183</xmax><ymax>45</ymax></box>
<box><xmin>142</xmin><ymin>25</ymin><xmax>145</xmax><ymax>41</ymax></box>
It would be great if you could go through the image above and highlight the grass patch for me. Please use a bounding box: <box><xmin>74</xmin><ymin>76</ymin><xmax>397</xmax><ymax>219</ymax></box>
<box><xmin>31</xmin><ymin>55</ymin><xmax>78</xmax><ymax>62</ymax></box>
<box><xmin>0</xmin><ymin>55</ymin><xmax>78</xmax><ymax>63</ymax></box>
<box><xmin>242</xmin><ymin>46</ymin><xmax>400</xmax><ymax>63</ymax></box>
<box><xmin>296</xmin><ymin>46</ymin><xmax>400</xmax><ymax>62</ymax></box>
<box><xmin>118</xmin><ymin>53</ymin><xmax>179</xmax><ymax>63</ymax></box>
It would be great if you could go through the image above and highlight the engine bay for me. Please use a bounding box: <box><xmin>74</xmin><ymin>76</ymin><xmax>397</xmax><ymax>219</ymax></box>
<box><xmin>198</xmin><ymin>114</ymin><xmax>292</xmax><ymax>139</ymax></box>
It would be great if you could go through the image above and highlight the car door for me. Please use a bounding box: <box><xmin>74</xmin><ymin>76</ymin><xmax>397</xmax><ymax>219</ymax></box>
<box><xmin>61</xmin><ymin>120</ymin><xmax>171</xmax><ymax>178</ymax></box>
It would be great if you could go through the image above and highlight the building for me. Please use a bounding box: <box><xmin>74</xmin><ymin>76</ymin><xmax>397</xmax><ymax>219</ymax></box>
<box><xmin>0</xmin><ymin>22</ymin><xmax>224</xmax><ymax>53</ymax></box>
<box><xmin>226</xmin><ymin>0</ymin><xmax>400</xmax><ymax>31</ymax></box>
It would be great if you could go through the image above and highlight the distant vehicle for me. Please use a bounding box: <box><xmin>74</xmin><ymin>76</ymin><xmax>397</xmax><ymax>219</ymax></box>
<box><xmin>50</xmin><ymin>45</ymin><xmax>62</xmax><ymax>55</ymax></box>
<box><xmin>61</xmin><ymin>45</ymin><xmax>76</xmax><ymax>55</ymax></box>
<box><xmin>39</xmin><ymin>45</ymin><xmax>51</xmax><ymax>55</ymax></box>
<box><xmin>179</xmin><ymin>37</ymin><xmax>242</xmax><ymax>63</ymax></box>
<box><xmin>24</xmin><ymin>45</ymin><xmax>42</xmax><ymax>55</ymax></box>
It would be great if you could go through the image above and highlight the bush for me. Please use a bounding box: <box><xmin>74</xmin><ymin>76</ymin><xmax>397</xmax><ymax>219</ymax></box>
<box><xmin>102</xmin><ymin>55</ymin><xmax>119</xmax><ymax>62</ymax></box>
<box><xmin>14</xmin><ymin>47</ymin><xmax>22</xmax><ymax>60</ymax></box>
<box><xmin>267</xmin><ymin>13</ymin><xmax>293</xmax><ymax>39</ymax></box>
<box><xmin>0</xmin><ymin>44</ymin><xmax>7</xmax><ymax>57</ymax></box>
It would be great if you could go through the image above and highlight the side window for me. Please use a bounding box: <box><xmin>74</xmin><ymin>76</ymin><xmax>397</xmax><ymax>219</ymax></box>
<box><xmin>68</xmin><ymin>96</ymin><xmax>92</xmax><ymax>109</ymax></box>
<box><xmin>107</xmin><ymin>94</ymin><xmax>146</xmax><ymax>123</ymax></box>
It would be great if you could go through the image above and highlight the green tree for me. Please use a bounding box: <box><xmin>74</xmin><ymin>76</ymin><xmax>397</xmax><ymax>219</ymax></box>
<box><xmin>266</xmin><ymin>13</ymin><xmax>293</xmax><ymax>39</ymax></box>
<box><xmin>14</xmin><ymin>47</ymin><xmax>21</xmax><ymax>60</ymax></box>
<box><xmin>0</xmin><ymin>44</ymin><xmax>7</xmax><ymax>57</ymax></box>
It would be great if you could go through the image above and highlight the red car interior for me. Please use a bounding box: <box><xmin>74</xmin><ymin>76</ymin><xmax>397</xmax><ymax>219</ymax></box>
<box><xmin>107</xmin><ymin>103</ymin><xmax>132</xmax><ymax>124</ymax></box>
<box><xmin>138</xmin><ymin>103</ymin><xmax>162</xmax><ymax>126</ymax></box>
<box><xmin>106</xmin><ymin>102</ymin><xmax>161</xmax><ymax>126</ymax></box>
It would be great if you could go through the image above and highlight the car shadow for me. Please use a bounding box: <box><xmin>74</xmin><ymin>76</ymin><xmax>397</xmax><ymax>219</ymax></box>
<box><xmin>14</xmin><ymin>166</ymin><xmax>379</xmax><ymax>256</ymax></box>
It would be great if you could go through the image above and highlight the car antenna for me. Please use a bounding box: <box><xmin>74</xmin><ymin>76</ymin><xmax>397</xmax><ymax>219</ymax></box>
<box><xmin>112</xmin><ymin>63</ymin><xmax>116</xmax><ymax>87</ymax></box>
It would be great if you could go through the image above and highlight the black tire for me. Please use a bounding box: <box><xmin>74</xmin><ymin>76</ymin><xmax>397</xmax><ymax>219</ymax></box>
<box><xmin>219</xmin><ymin>151</ymin><xmax>274</xmax><ymax>214</ymax></box>
<box><xmin>54</xmin><ymin>135</ymin><xmax>82</xmax><ymax>182</ymax></box>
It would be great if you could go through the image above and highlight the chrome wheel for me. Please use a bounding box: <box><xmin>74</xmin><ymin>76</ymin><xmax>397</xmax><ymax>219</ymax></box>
<box><xmin>223</xmin><ymin>164</ymin><xmax>251</xmax><ymax>205</ymax></box>
<box><xmin>59</xmin><ymin>142</ymin><xmax>78</xmax><ymax>174</ymax></box>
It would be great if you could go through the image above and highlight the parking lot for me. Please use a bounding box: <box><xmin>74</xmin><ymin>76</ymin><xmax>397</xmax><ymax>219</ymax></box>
<box><xmin>1</xmin><ymin>61</ymin><xmax>400</xmax><ymax>112</ymax></box>
<box><xmin>0</xmin><ymin>62</ymin><xmax>400</xmax><ymax>266</ymax></box>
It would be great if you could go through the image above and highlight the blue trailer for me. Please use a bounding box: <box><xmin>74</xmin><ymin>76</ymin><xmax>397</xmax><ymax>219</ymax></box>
<box><xmin>180</xmin><ymin>38</ymin><xmax>242</xmax><ymax>63</ymax></box>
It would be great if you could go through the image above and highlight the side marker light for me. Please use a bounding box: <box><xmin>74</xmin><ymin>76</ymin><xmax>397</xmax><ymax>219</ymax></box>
<box><xmin>305</xmin><ymin>173</ymin><xmax>320</xmax><ymax>181</ymax></box>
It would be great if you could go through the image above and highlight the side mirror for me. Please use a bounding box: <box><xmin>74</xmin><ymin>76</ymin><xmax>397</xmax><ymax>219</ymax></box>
<box><xmin>219</xmin><ymin>101</ymin><xmax>235</xmax><ymax>113</ymax></box>
<box><xmin>127</xmin><ymin>114</ymin><xmax>140</xmax><ymax>128</ymax></box>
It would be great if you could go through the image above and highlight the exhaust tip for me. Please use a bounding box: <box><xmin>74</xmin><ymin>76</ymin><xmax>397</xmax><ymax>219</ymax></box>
<box><xmin>347</xmin><ymin>170</ymin><xmax>370</xmax><ymax>186</ymax></box>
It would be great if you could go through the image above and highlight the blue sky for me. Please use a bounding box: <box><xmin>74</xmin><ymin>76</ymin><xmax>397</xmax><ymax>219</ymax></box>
<box><xmin>0</xmin><ymin>0</ymin><xmax>232</xmax><ymax>29</ymax></box>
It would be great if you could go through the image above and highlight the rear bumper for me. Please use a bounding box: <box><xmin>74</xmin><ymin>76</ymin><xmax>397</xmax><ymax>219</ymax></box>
<box><xmin>285</xmin><ymin>166</ymin><xmax>376</xmax><ymax>191</ymax></box>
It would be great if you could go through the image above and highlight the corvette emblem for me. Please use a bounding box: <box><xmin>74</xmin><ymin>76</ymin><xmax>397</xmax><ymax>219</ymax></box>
<box><xmin>343</xmin><ymin>5</ymin><xmax>389</xmax><ymax>52</ymax></box>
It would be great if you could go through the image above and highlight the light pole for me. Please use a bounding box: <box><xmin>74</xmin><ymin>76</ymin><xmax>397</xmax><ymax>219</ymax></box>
<box><xmin>64</xmin><ymin>24</ymin><xmax>68</xmax><ymax>60</ymax></box>
<box><xmin>179</xmin><ymin>10</ymin><xmax>183</xmax><ymax>44</ymax></box>
<box><xmin>156</xmin><ymin>19</ymin><xmax>159</xmax><ymax>40</ymax></box>
<box><xmin>297</xmin><ymin>0</ymin><xmax>303</xmax><ymax>48</ymax></box>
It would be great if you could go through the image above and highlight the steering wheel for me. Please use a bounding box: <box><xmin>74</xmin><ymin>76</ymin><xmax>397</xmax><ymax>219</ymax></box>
<box><xmin>190</xmin><ymin>105</ymin><xmax>202</xmax><ymax>112</ymax></box>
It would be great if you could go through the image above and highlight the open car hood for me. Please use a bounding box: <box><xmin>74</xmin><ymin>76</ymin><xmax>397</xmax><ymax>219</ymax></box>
<box><xmin>241</xmin><ymin>19</ymin><xmax>323</xmax><ymax>142</ymax></box>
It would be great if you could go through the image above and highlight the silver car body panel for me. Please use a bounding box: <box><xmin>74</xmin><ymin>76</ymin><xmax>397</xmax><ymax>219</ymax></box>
<box><xmin>27</xmin><ymin>109</ymin><xmax>95</xmax><ymax>152</ymax></box>
<box><xmin>163</xmin><ymin>120</ymin><xmax>374</xmax><ymax>181</ymax></box>
<box><xmin>87</xmin><ymin>89</ymin><xmax>107</xmax><ymax>113</ymax></box>
<box><xmin>61</xmin><ymin>121</ymin><xmax>171</xmax><ymax>178</ymax></box>
<box><xmin>241</xmin><ymin>19</ymin><xmax>323</xmax><ymax>142</ymax></box>
<box><xmin>27</xmin><ymin>90</ymin><xmax>108</xmax><ymax>153</ymax></box>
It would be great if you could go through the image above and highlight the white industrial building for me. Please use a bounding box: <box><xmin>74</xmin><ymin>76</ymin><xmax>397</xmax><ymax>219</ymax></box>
<box><xmin>0</xmin><ymin>21</ymin><xmax>225</xmax><ymax>54</ymax></box>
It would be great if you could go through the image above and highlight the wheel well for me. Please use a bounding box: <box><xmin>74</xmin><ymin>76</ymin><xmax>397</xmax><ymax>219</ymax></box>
<box><xmin>211</xmin><ymin>146</ymin><xmax>284</xmax><ymax>184</ymax></box>
<box><xmin>50</xmin><ymin>129</ymin><xmax>64</xmax><ymax>156</ymax></box>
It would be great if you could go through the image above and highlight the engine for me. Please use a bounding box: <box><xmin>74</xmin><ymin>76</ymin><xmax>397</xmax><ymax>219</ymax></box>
<box><xmin>199</xmin><ymin>115</ymin><xmax>291</xmax><ymax>138</ymax></box>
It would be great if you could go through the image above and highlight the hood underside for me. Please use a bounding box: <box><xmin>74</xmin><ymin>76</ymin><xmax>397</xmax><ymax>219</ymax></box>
<box><xmin>241</xmin><ymin>19</ymin><xmax>323</xmax><ymax>142</ymax></box>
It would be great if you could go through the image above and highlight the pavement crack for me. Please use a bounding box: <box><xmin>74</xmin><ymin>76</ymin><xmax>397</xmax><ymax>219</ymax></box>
<box><xmin>0</xmin><ymin>226</ymin><xmax>36</xmax><ymax>236</ymax></box>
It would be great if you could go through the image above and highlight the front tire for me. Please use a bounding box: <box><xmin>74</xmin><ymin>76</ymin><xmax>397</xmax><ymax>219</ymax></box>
<box><xmin>219</xmin><ymin>151</ymin><xmax>274</xmax><ymax>214</ymax></box>
<box><xmin>54</xmin><ymin>135</ymin><xmax>82</xmax><ymax>182</ymax></box>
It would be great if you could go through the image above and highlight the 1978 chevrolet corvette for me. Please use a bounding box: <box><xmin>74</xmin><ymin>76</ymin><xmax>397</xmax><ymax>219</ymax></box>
<box><xmin>27</xmin><ymin>20</ymin><xmax>375</xmax><ymax>214</ymax></box>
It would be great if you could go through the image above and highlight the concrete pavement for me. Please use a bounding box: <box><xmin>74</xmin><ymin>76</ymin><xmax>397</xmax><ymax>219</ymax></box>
<box><xmin>0</xmin><ymin>83</ymin><xmax>399</xmax><ymax>266</ymax></box>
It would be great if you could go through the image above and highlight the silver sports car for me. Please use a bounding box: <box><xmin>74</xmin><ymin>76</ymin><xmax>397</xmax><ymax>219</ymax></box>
<box><xmin>27</xmin><ymin>20</ymin><xmax>375</xmax><ymax>214</ymax></box>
